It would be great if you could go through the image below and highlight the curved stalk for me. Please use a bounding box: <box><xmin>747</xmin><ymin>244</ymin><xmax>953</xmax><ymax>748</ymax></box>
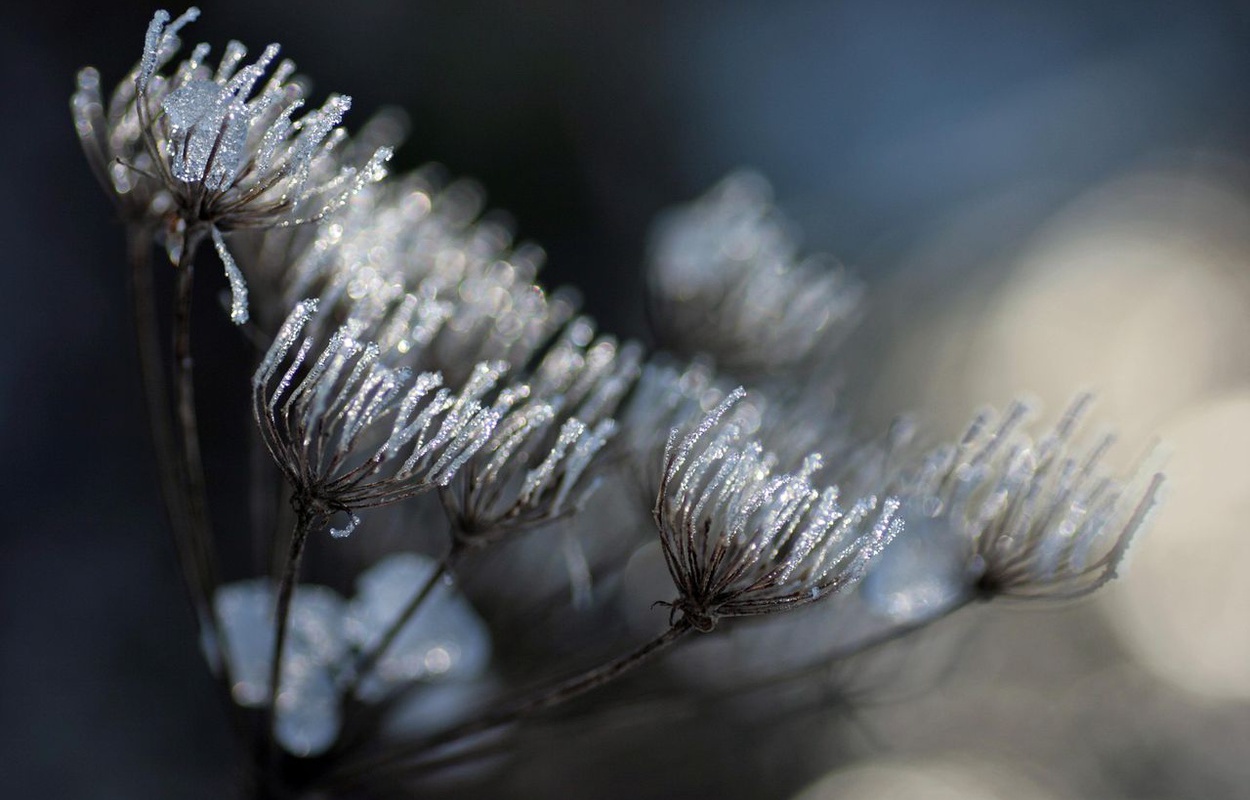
<box><xmin>348</xmin><ymin>545</ymin><xmax>461</xmax><ymax>693</ymax></box>
<box><xmin>267</xmin><ymin>510</ymin><xmax>319</xmax><ymax>739</ymax></box>
<box><xmin>325</xmin><ymin>619</ymin><xmax>693</xmax><ymax>790</ymax></box>
<box><xmin>171</xmin><ymin>227</ymin><xmax>221</xmax><ymax>612</ymax></box>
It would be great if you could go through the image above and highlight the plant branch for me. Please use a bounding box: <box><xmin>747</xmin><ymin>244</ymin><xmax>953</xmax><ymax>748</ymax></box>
<box><xmin>171</xmin><ymin>226</ymin><xmax>222</xmax><ymax>618</ymax></box>
<box><xmin>325</xmin><ymin>619</ymin><xmax>693</xmax><ymax>790</ymax></box>
<box><xmin>348</xmin><ymin>545</ymin><xmax>461</xmax><ymax>694</ymax></box>
<box><xmin>267</xmin><ymin>509</ymin><xmax>319</xmax><ymax>739</ymax></box>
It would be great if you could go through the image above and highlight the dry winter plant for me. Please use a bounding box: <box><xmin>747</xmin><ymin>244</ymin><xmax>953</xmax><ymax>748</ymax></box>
<box><xmin>72</xmin><ymin>9</ymin><xmax>1165</xmax><ymax>798</ymax></box>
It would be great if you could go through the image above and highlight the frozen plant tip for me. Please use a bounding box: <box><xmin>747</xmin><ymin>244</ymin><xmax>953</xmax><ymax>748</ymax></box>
<box><xmin>899</xmin><ymin>396</ymin><xmax>1164</xmax><ymax>601</ymax></box>
<box><xmin>72</xmin><ymin>7</ymin><xmax>391</xmax><ymax>323</ymax></box>
<box><xmin>655</xmin><ymin>389</ymin><xmax>902</xmax><ymax>631</ymax></box>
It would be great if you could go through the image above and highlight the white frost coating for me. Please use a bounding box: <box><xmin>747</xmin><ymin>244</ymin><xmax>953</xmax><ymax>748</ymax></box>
<box><xmin>139</xmin><ymin>8</ymin><xmax>200</xmax><ymax>92</ymax></box>
<box><xmin>82</xmin><ymin>9</ymin><xmax>393</xmax><ymax>325</ymax></box>
<box><xmin>211</xmin><ymin>226</ymin><xmax>250</xmax><ymax>323</ymax></box>
<box><xmin>519</xmin><ymin>417</ymin><xmax>585</xmax><ymax>503</ymax></box>
<box><xmin>890</xmin><ymin>396</ymin><xmax>1163</xmax><ymax>600</ymax></box>
<box><xmin>554</xmin><ymin>418</ymin><xmax>616</xmax><ymax>510</ymax></box>
<box><xmin>345</xmin><ymin>553</ymin><xmax>492</xmax><ymax>702</ymax></box>
<box><xmin>253</xmin><ymin>310</ymin><xmax>507</xmax><ymax>531</ymax></box>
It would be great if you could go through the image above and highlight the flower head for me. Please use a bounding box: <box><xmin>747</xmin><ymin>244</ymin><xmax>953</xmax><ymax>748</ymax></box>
<box><xmin>72</xmin><ymin>8</ymin><xmax>391</xmax><ymax>323</ymax></box>
<box><xmin>654</xmin><ymin>389</ymin><xmax>901</xmax><ymax>631</ymax></box>
<box><xmin>439</xmin><ymin>317</ymin><xmax>642</xmax><ymax>543</ymax></box>
<box><xmin>253</xmin><ymin>300</ymin><xmax>511</xmax><ymax>537</ymax></box>
<box><xmin>898</xmin><ymin>396</ymin><xmax>1164</xmax><ymax>601</ymax></box>
<box><xmin>285</xmin><ymin>170</ymin><xmax>578</xmax><ymax>382</ymax></box>
<box><xmin>646</xmin><ymin>171</ymin><xmax>863</xmax><ymax>378</ymax></box>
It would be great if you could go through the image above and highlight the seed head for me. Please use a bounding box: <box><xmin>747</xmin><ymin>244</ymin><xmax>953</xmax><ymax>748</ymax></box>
<box><xmin>646</xmin><ymin>171</ymin><xmax>863</xmax><ymax>378</ymax></box>
<box><xmin>897</xmin><ymin>395</ymin><xmax>1164</xmax><ymax>601</ymax></box>
<box><xmin>654</xmin><ymin>389</ymin><xmax>901</xmax><ymax>631</ymax></box>
<box><xmin>72</xmin><ymin>8</ymin><xmax>391</xmax><ymax>323</ymax></box>
<box><xmin>440</xmin><ymin>318</ymin><xmax>642</xmax><ymax>543</ymax></box>
<box><xmin>253</xmin><ymin>299</ymin><xmax>511</xmax><ymax>537</ymax></box>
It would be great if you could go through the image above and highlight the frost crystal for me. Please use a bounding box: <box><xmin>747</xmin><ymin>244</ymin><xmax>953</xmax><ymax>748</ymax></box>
<box><xmin>439</xmin><ymin>318</ymin><xmax>641</xmax><ymax>542</ymax></box>
<box><xmin>285</xmin><ymin>170</ymin><xmax>577</xmax><ymax>383</ymax></box>
<box><xmin>654</xmin><ymin>390</ymin><xmax>901</xmax><ymax>630</ymax></box>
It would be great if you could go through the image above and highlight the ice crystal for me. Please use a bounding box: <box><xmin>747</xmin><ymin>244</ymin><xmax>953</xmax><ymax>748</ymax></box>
<box><xmin>646</xmin><ymin>171</ymin><xmax>863</xmax><ymax>378</ymax></box>
<box><xmin>654</xmin><ymin>390</ymin><xmax>902</xmax><ymax>631</ymax></box>
<box><xmin>440</xmin><ymin>317</ymin><xmax>641</xmax><ymax>542</ymax></box>
<box><xmin>254</xmin><ymin>300</ymin><xmax>510</xmax><ymax>531</ymax></box>
<box><xmin>895</xmin><ymin>396</ymin><xmax>1164</xmax><ymax>600</ymax></box>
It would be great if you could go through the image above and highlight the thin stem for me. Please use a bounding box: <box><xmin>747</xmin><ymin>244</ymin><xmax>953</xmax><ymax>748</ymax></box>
<box><xmin>130</xmin><ymin>225</ymin><xmax>247</xmax><ymax>747</ymax></box>
<box><xmin>127</xmin><ymin>227</ymin><xmax>203</xmax><ymax>623</ymax></box>
<box><xmin>267</xmin><ymin>510</ymin><xmax>319</xmax><ymax>738</ymax></box>
<box><xmin>349</xmin><ymin>546</ymin><xmax>460</xmax><ymax>693</ymax></box>
<box><xmin>172</xmin><ymin>226</ymin><xmax>222</xmax><ymax>614</ymax></box>
<box><xmin>708</xmin><ymin>596</ymin><xmax>975</xmax><ymax>702</ymax></box>
<box><xmin>456</xmin><ymin>618</ymin><xmax>692</xmax><ymax>735</ymax></box>
<box><xmin>325</xmin><ymin>619</ymin><xmax>693</xmax><ymax>790</ymax></box>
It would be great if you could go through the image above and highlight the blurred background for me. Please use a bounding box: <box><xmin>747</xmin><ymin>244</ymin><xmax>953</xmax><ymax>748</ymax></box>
<box><xmin>4</xmin><ymin>0</ymin><xmax>1250</xmax><ymax>797</ymax></box>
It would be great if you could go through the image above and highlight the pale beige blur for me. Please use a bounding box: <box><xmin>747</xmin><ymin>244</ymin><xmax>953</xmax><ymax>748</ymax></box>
<box><xmin>790</xmin><ymin>758</ymin><xmax>1061</xmax><ymax>800</ymax></box>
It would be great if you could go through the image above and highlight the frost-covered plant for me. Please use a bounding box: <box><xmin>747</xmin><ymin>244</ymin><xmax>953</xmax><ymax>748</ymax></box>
<box><xmin>73</xmin><ymin>9</ymin><xmax>1164</xmax><ymax>798</ymax></box>
<box><xmin>655</xmin><ymin>389</ymin><xmax>901</xmax><ymax>631</ymax></box>
<box><xmin>894</xmin><ymin>395</ymin><xmax>1164</xmax><ymax>602</ymax></box>
<box><xmin>646</xmin><ymin>170</ymin><xmax>863</xmax><ymax>379</ymax></box>
<box><xmin>72</xmin><ymin>6</ymin><xmax>390</xmax><ymax>324</ymax></box>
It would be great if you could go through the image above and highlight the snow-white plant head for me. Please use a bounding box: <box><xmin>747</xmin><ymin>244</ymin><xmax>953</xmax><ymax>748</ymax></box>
<box><xmin>254</xmin><ymin>299</ymin><xmax>510</xmax><ymax>538</ymax></box>
<box><xmin>897</xmin><ymin>395</ymin><xmax>1165</xmax><ymax>602</ymax></box>
<box><xmin>72</xmin><ymin>7</ymin><xmax>391</xmax><ymax>324</ymax></box>
<box><xmin>654</xmin><ymin>388</ymin><xmax>902</xmax><ymax>632</ymax></box>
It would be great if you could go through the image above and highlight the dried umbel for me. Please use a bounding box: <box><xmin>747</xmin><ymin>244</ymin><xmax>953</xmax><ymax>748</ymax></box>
<box><xmin>72</xmin><ymin>7</ymin><xmax>391</xmax><ymax>323</ymax></box>
<box><xmin>646</xmin><ymin>171</ymin><xmax>863</xmax><ymax>378</ymax></box>
<box><xmin>654</xmin><ymin>389</ymin><xmax>902</xmax><ymax>631</ymax></box>
<box><xmin>898</xmin><ymin>396</ymin><xmax>1165</xmax><ymax>601</ymax></box>
<box><xmin>440</xmin><ymin>318</ymin><xmax>642</xmax><ymax>543</ymax></box>
<box><xmin>285</xmin><ymin>170</ymin><xmax>579</xmax><ymax>381</ymax></box>
<box><xmin>254</xmin><ymin>299</ymin><xmax>512</xmax><ymax>537</ymax></box>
